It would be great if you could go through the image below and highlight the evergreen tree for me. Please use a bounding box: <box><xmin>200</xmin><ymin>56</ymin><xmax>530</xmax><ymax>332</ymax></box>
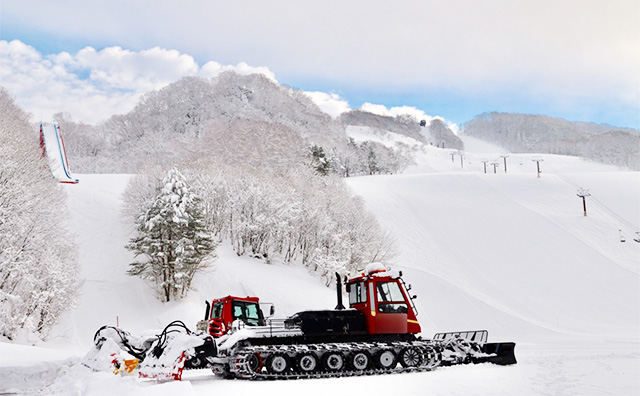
<box><xmin>366</xmin><ymin>144</ymin><xmax>379</xmax><ymax>175</ymax></box>
<box><xmin>127</xmin><ymin>167</ymin><xmax>217</xmax><ymax>302</ymax></box>
<box><xmin>310</xmin><ymin>144</ymin><xmax>331</xmax><ymax>176</ymax></box>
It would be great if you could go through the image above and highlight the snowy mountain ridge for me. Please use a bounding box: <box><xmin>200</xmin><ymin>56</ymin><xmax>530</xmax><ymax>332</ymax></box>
<box><xmin>463</xmin><ymin>112</ymin><xmax>640</xmax><ymax>170</ymax></box>
<box><xmin>56</xmin><ymin>73</ymin><xmax>639</xmax><ymax>177</ymax></box>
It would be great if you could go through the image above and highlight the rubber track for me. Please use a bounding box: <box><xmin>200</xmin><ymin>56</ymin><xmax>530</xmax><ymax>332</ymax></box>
<box><xmin>229</xmin><ymin>340</ymin><xmax>444</xmax><ymax>380</ymax></box>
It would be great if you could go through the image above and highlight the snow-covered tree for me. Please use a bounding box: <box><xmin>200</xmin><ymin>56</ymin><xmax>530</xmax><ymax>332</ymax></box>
<box><xmin>187</xmin><ymin>160</ymin><xmax>396</xmax><ymax>280</ymax></box>
<box><xmin>127</xmin><ymin>167</ymin><xmax>217</xmax><ymax>302</ymax></box>
<box><xmin>0</xmin><ymin>88</ymin><xmax>80</xmax><ymax>340</ymax></box>
<box><xmin>310</xmin><ymin>144</ymin><xmax>331</xmax><ymax>176</ymax></box>
<box><xmin>197</xmin><ymin>118</ymin><xmax>308</xmax><ymax>175</ymax></box>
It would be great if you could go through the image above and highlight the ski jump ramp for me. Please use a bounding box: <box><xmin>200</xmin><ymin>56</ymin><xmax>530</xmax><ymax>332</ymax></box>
<box><xmin>40</xmin><ymin>123</ymin><xmax>79</xmax><ymax>184</ymax></box>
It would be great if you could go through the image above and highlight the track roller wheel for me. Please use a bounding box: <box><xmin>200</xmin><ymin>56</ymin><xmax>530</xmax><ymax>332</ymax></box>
<box><xmin>295</xmin><ymin>352</ymin><xmax>319</xmax><ymax>373</ymax></box>
<box><xmin>266</xmin><ymin>352</ymin><xmax>291</xmax><ymax>375</ymax></box>
<box><xmin>399</xmin><ymin>346</ymin><xmax>423</xmax><ymax>368</ymax></box>
<box><xmin>246</xmin><ymin>352</ymin><xmax>263</xmax><ymax>373</ymax></box>
<box><xmin>322</xmin><ymin>351</ymin><xmax>345</xmax><ymax>372</ymax></box>
<box><xmin>420</xmin><ymin>345</ymin><xmax>442</xmax><ymax>369</ymax></box>
<box><xmin>349</xmin><ymin>351</ymin><xmax>371</xmax><ymax>371</ymax></box>
<box><xmin>374</xmin><ymin>349</ymin><xmax>396</xmax><ymax>370</ymax></box>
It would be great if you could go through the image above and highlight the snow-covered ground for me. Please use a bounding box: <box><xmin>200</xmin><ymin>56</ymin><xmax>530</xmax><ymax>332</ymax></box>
<box><xmin>1</xmin><ymin>131</ymin><xmax>639</xmax><ymax>395</ymax></box>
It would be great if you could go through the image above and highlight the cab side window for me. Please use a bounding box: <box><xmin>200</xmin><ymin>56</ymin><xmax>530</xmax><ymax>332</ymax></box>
<box><xmin>349</xmin><ymin>281</ymin><xmax>367</xmax><ymax>305</ymax></box>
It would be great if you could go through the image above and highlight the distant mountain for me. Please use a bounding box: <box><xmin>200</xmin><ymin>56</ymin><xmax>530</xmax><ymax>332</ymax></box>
<box><xmin>339</xmin><ymin>110</ymin><xmax>464</xmax><ymax>150</ymax></box>
<box><xmin>61</xmin><ymin>73</ymin><xmax>416</xmax><ymax>176</ymax></box>
<box><xmin>423</xmin><ymin>118</ymin><xmax>464</xmax><ymax>150</ymax></box>
<box><xmin>462</xmin><ymin>112</ymin><xmax>640</xmax><ymax>169</ymax></box>
<box><xmin>112</xmin><ymin>72</ymin><xmax>347</xmax><ymax>150</ymax></box>
<box><xmin>63</xmin><ymin>73</ymin><xmax>348</xmax><ymax>173</ymax></box>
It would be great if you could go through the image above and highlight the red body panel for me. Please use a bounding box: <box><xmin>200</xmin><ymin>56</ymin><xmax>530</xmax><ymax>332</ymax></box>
<box><xmin>347</xmin><ymin>270</ymin><xmax>421</xmax><ymax>335</ymax></box>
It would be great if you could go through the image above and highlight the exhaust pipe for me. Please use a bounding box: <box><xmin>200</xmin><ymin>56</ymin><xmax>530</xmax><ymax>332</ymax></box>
<box><xmin>335</xmin><ymin>272</ymin><xmax>345</xmax><ymax>310</ymax></box>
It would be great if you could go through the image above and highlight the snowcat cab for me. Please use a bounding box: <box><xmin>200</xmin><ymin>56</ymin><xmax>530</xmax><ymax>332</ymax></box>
<box><xmin>282</xmin><ymin>264</ymin><xmax>422</xmax><ymax>341</ymax></box>
<box><xmin>197</xmin><ymin>296</ymin><xmax>274</xmax><ymax>337</ymax></box>
<box><xmin>346</xmin><ymin>263</ymin><xmax>421</xmax><ymax>335</ymax></box>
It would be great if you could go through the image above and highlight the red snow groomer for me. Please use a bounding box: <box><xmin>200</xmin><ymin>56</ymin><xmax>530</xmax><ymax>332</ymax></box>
<box><xmin>206</xmin><ymin>264</ymin><xmax>516</xmax><ymax>379</ymax></box>
<box><xmin>88</xmin><ymin>265</ymin><xmax>516</xmax><ymax>380</ymax></box>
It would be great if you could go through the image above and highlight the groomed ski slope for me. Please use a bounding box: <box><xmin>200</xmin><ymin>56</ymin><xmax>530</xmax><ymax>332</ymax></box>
<box><xmin>1</xmin><ymin>132</ymin><xmax>639</xmax><ymax>395</ymax></box>
<box><xmin>346</xmin><ymin>133</ymin><xmax>639</xmax><ymax>341</ymax></box>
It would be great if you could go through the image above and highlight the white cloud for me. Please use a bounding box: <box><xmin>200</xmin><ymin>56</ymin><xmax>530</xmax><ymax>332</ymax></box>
<box><xmin>2</xmin><ymin>0</ymin><xmax>638</xmax><ymax>127</ymax></box>
<box><xmin>66</xmin><ymin>46</ymin><xmax>200</xmax><ymax>92</ymax></box>
<box><xmin>0</xmin><ymin>40</ymin><xmax>276</xmax><ymax>124</ymax></box>
<box><xmin>304</xmin><ymin>91</ymin><xmax>350</xmax><ymax>118</ymax></box>
<box><xmin>200</xmin><ymin>61</ymin><xmax>276</xmax><ymax>81</ymax></box>
<box><xmin>359</xmin><ymin>103</ymin><xmax>392</xmax><ymax>118</ymax></box>
<box><xmin>361</xmin><ymin>102</ymin><xmax>437</xmax><ymax>123</ymax></box>
<box><xmin>5</xmin><ymin>1</ymin><xmax>637</xmax><ymax>97</ymax></box>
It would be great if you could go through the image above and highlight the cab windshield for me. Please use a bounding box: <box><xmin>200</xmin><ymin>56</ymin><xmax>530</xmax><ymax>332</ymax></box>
<box><xmin>376</xmin><ymin>281</ymin><xmax>408</xmax><ymax>314</ymax></box>
<box><xmin>231</xmin><ymin>300</ymin><xmax>263</xmax><ymax>326</ymax></box>
<box><xmin>376</xmin><ymin>281</ymin><xmax>405</xmax><ymax>302</ymax></box>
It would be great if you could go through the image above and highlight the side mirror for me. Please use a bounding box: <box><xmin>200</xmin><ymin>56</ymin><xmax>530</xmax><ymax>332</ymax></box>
<box><xmin>412</xmin><ymin>295</ymin><xmax>417</xmax><ymax>299</ymax></box>
<box><xmin>261</xmin><ymin>303</ymin><xmax>276</xmax><ymax>318</ymax></box>
<box><xmin>407</xmin><ymin>284</ymin><xmax>412</xmax><ymax>291</ymax></box>
<box><xmin>345</xmin><ymin>283</ymin><xmax>351</xmax><ymax>293</ymax></box>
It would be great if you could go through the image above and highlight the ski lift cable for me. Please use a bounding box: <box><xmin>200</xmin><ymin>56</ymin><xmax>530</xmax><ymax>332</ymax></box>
<box><xmin>543</xmin><ymin>162</ymin><xmax>640</xmax><ymax>233</ymax></box>
<box><xmin>538</xmin><ymin>174</ymin><xmax>624</xmax><ymax>235</ymax></box>
<box><xmin>589</xmin><ymin>195</ymin><xmax>640</xmax><ymax>232</ymax></box>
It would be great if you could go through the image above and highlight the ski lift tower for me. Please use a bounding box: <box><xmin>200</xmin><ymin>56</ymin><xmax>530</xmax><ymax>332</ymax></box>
<box><xmin>500</xmin><ymin>154</ymin><xmax>509</xmax><ymax>173</ymax></box>
<box><xmin>576</xmin><ymin>188</ymin><xmax>591</xmax><ymax>217</ymax></box>
<box><xmin>532</xmin><ymin>157</ymin><xmax>544</xmax><ymax>178</ymax></box>
<box><xmin>481</xmin><ymin>159</ymin><xmax>489</xmax><ymax>173</ymax></box>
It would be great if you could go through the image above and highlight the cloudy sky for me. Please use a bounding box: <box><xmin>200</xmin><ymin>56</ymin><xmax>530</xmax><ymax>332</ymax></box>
<box><xmin>1</xmin><ymin>0</ymin><xmax>638</xmax><ymax>128</ymax></box>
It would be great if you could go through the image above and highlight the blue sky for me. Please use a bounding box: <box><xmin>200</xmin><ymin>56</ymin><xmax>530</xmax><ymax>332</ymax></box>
<box><xmin>1</xmin><ymin>0</ymin><xmax>638</xmax><ymax>128</ymax></box>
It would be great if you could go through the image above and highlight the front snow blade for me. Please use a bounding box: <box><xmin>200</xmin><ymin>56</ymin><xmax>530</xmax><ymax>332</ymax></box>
<box><xmin>434</xmin><ymin>330</ymin><xmax>517</xmax><ymax>366</ymax></box>
<box><xmin>480</xmin><ymin>342</ymin><xmax>517</xmax><ymax>365</ymax></box>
